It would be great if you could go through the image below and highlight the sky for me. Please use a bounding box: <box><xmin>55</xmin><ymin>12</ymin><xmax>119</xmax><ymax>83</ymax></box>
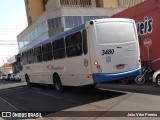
<box><xmin>0</xmin><ymin>0</ymin><xmax>28</xmax><ymax>66</ymax></box>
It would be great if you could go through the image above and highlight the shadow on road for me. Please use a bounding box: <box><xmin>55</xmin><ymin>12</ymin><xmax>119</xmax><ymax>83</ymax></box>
<box><xmin>0</xmin><ymin>84</ymin><xmax>126</xmax><ymax>116</ymax></box>
<box><xmin>98</xmin><ymin>82</ymin><xmax>160</xmax><ymax>96</ymax></box>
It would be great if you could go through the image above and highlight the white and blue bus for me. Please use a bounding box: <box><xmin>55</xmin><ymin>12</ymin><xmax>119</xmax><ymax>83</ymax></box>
<box><xmin>18</xmin><ymin>18</ymin><xmax>141</xmax><ymax>92</ymax></box>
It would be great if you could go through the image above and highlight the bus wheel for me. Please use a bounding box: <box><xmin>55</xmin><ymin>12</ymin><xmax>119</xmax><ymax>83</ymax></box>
<box><xmin>156</xmin><ymin>75</ymin><xmax>160</xmax><ymax>87</ymax></box>
<box><xmin>26</xmin><ymin>75</ymin><xmax>31</xmax><ymax>87</ymax></box>
<box><xmin>53</xmin><ymin>75</ymin><xmax>63</xmax><ymax>93</ymax></box>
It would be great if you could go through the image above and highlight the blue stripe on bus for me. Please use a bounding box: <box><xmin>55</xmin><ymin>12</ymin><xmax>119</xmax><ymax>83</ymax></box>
<box><xmin>92</xmin><ymin>67</ymin><xmax>141</xmax><ymax>83</ymax></box>
<box><xmin>20</xmin><ymin>23</ymin><xmax>85</xmax><ymax>52</ymax></box>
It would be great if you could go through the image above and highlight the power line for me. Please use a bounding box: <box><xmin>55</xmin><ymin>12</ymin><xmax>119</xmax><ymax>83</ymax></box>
<box><xmin>0</xmin><ymin>43</ymin><xmax>18</xmax><ymax>44</ymax></box>
<box><xmin>0</xmin><ymin>40</ymin><xmax>18</xmax><ymax>46</ymax></box>
<box><xmin>0</xmin><ymin>40</ymin><xmax>17</xmax><ymax>41</ymax></box>
<box><xmin>0</xmin><ymin>44</ymin><xmax>18</xmax><ymax>47</ymax></box>
<box><xmin>0</xmin><ymin>55</ymin><xmax>17</xmax><ymax>56</ymax></box>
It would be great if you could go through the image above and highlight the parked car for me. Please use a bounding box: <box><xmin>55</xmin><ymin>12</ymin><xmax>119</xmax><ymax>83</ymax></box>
<box><xmin>10</xmin><ymin>74</ymin><xmax>15</xmax><ymax>80</ymax></box>
<box><xmin>1</xmin><ymin>74</ymin><xmax>7</xmax><ymax>80</ymax></box>
<box><xmin>0</xmin><ymin>75</ymin><xmax>2</xmax><ymax>80</ymax></box>
<box><xmin>5</xmin><ymin>74</ymin><xmax>12</xmax><ymax>80</ymax></box>
<box><xmin>153</xmin><ymin>70</ymin><xmax>160</xmax><ymax>86</ymax></box>
<box><xmin>10</xmin><ymin>74</ymin><xmax>21</xmax><ymax>81</ymax></box>
<box><xmin>16</xmin><ymin>73</ymin><xmax>21</xmax><ymax>80</ymax></box>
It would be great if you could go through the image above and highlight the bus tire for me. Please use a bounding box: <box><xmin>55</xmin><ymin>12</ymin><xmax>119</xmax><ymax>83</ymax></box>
<box><xmin>53</xmin><ymin>75</ymin><xmax>63</xmax><ymax>93</ymax></box>
<box><xmin>156</xmin><ymin>75</ymin><xmax>160</xmax><ymax>87</ymax></box>
<box><xmin>25</xmin><ymin>75</ymin><xmax>31</xmax><ymax>87</ymax></box>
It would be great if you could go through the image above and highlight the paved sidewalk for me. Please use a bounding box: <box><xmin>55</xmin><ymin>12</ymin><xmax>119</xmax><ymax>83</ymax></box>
<box><xmin>0</xmin><ymin>81</ymin><xmax>26</xmax><ymax>90</ymax></box>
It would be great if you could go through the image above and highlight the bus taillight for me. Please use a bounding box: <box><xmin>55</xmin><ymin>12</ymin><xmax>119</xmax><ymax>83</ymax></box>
<box><xmin>94</xmin><ymin>61</ymin><xmax>98</xmax><ymax>65</ymax></box>
<box><xmin>96</xmin><ymin>65</ymin><xmax>101</xmax><ymax>69</ymax></box>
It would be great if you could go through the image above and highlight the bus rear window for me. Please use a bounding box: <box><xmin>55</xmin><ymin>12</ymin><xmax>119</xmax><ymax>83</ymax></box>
<box><xmin>96</xmin><ymin>22</ymin><xmax>136</xmax><ymax>44</ymax></box>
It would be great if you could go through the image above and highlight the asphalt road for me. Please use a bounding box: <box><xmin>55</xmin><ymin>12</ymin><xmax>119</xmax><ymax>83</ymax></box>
<box><xmin>0</xmin><ymin>81</ymin><xmax>124</xmax><ymax>117</ymax></box>
<box><xmin>0</xmin><ymin>80</ymin><xmax>160</xmax><ymax>120</ymax></box>
<box><xmin>0</xmin><ymin>85</ymin><xmax>123</xmax><ymax>111</ymax></box>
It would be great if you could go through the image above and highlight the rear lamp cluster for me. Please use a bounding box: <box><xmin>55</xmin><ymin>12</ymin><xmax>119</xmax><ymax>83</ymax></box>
<box><xmin>94</xmin><ymin>61</ymin><xmax>101</xmax><ymax>69</ymax></box>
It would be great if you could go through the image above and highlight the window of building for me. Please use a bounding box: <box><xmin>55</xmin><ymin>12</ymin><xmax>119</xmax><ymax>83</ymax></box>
<box><xmin>83</xmin><ymin>16</ymin><xmax>106</xmax><ymax>23</ymax></box>
<box><xmin>48</xmin><ymin>17</ymin><xmax>62</xmax><ymax>29</ymax></box>
<box><xmin>33</xmin><ymin>28</ymin><xmax>38</xmax><ymax>40</ymax></box>
<box><xmin>23</xmin><ymin>35</ymin><xmax>28</xmax><ymax>46</ymax></box>
<box><xmin>65</xmin><ymin>16</ymin><xmax>82</xmax><ymax>28</ymax></box>
<box><xmin>34</xmin><ymin>46</ymin><xmax>43</xmax><ymax>62</ymax></box>
<box><xmin>43</xmin><ymin>21</ymin><xmax>48</xmax><ymax>32</ymax></box>
<box><xmin>29</xmin><ymin>30</ymin><xmax>34</xmax><ymax>41</ymax></box>
<box><xmin>48</xmin><ymin>19</ymin><xmax>53</xmax><ymax>30</ymax></box>
<box><xmin>37</xmin><ymin>23</ymin><xmax>44</xmax><ymax>36</ymax></box>
<box><xmin>118</xmin><ymin>0</ymin><xmax>144</xmax><ymax>8</ymax></box>
<box><xmin>52</xmin><ymin>38</ymin><xmax>65</xmax><ymax>60</ymax></box>
<box><xmin>18</xmin><ymin>39</ymin><xmax>24</xmax><ymax>49</ymax></box>
<box><xmin>42</xmin><ymin>42</ymin><xmax>53</xmax><ymax>61</ymax></box>
<box><xmin>82</xmin><ymin>29</ymin><xmax>88</xmax><ymax>54</ymax></box>
<box><xmin>60</xmin><ymin>0</ymin><xmax>91</xmax><ymax>7</ymax></box>
<box><xmin>65</xmin><ymin>32</ymin><xmax>82</xmax><ymax>57</ymax></box>
<box><xmin>26</xmin><ymin>33</ymin><xmax>30</xmax><ymax>44</ymax></box>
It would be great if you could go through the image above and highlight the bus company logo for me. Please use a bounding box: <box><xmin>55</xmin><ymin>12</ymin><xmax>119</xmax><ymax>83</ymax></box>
<box><xmin>46</xmin><ymin>64</ymin><xmax>54</xmax><ymax>71</ymax></box>
<box><xmin>46</xmin><ymin>65</ymin><xmax>65</xmax><ymax>71</ymax></box>
<box><xmin>136</xmin><ymin>16</ymin><xmax>153</xmax><ymax>36</ymax></box>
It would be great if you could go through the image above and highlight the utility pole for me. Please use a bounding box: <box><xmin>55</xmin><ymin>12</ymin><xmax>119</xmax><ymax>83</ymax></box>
<box><xmin>3</xmin><ymin>59</ymin><xmax>7</xmax><ymax>74</ymax></box>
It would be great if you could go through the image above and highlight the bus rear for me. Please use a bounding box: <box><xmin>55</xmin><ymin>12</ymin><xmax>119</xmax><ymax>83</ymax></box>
<box><xmin>89</xmin><ymin>19</ymin><xmax>141</xmax><ymax>83</ymax></box>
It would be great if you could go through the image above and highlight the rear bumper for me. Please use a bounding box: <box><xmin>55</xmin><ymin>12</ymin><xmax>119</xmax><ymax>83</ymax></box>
<box><xmin>92</xmin><ymin>67</ymin><xmax>141</xmax><ymax>83</ymax></box>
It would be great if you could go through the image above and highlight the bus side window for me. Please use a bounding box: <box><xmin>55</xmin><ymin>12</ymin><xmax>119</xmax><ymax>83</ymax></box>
<box><xmin>52</xmin><ymin>38</ymin><xmax>65</xmax><ymax>60</ymax></box>
<box><xmin>27</xmin><ymin>49</ymin><xmax>34</xmax><ymax>64</ymax></box>
<box><xmin>34</xmin><ymin>48</ymin><xmax>38</xmax><ymax>63</ymax></box>
<box><xmin>82</xmin><ymin>29</ymin><xmax>88</xmax><ymax>55</ymax></box>
<box><xmin>34</xmin><ymin>46</ymin><xmax>43</xmax><ymax>63</ymax></box>
<box><xmin>42</xmin><ymin>42</ymin><xmax>53</xmax><ymax>61</ymax></box>
<box><xmin>22</xmin><ymin>53</ymin><xmax>25</xmax><ymax>65</ymax></box>
<box><xmin>27</xmin><ymin>50</ymin><xmax>30</xmax><ymax>64</ymax></box>
<box><xmin>65</xmin><ymin>32</ymin><xmax>82</xmax><ymax>57</ymax></box>
<box><xmin>23</xmin><ymin>52</ymin><xmax>27</xmax><ymax>65</ymax></box>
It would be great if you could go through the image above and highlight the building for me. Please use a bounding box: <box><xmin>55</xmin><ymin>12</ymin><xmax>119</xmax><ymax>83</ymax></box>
<box><xmin>7</xmin><ymin>55</ymin><xmax>20</xmax><ymax>74</ymax></box>
<box><xmin>17</xmin><ymin>0</ymin><xmax>145</xmax><ymax>50</ymax></box>
<box><xmin>0</xmin><ymin>64</ymin><xmax>12</xmax><ymax>75</ymax></box>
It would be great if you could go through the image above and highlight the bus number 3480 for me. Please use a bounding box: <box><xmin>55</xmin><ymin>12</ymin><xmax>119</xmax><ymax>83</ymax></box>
<box><xmin>102</xmin><ymin>49</ymin><xmax>114</xmax><ymax>55</ymax></box>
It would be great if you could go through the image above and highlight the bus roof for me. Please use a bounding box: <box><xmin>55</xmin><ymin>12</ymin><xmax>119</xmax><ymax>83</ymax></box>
<box><xmin>19</xmin><ymin>23</ymin><xmax>85</xmax><ymax>53</ymax></box>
